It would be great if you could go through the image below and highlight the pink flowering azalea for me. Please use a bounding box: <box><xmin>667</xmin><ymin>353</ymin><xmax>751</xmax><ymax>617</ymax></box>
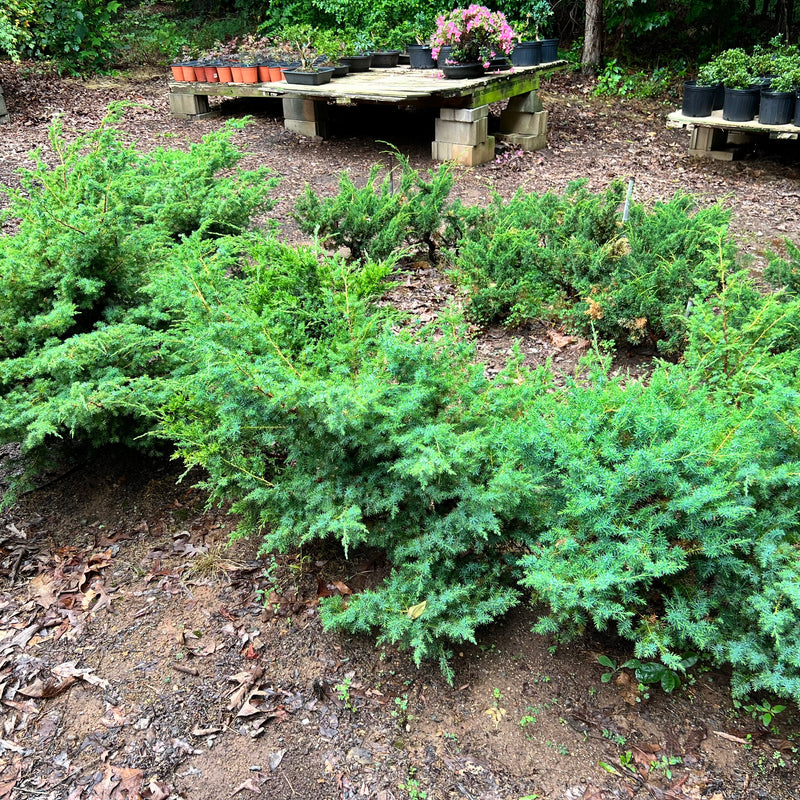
<box><xmin>431</xmin><ymin>5</ymin><xmax>516</xmax><ymax>64</ymax></box>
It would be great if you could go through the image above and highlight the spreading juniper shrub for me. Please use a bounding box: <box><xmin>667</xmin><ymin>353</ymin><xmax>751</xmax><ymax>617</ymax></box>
<box><xmin>0</xmin><ymin>109</ymin><xmax>278</xmax><ymax>499</ymax></box>
<box><xmin>447</xmin><ymin>180</ymin><xmax>733</xmax><ymax>355</ymax></box>
<box><xmin>292</xmin><ymin>152</ymin><xmax>454</xmax><ymax>261</ymax></box>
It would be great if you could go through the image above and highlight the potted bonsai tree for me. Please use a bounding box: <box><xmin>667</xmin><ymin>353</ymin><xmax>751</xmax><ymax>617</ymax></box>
<box><xmin>313</xmin><ymin>29</ymin><xmax>350</xmax><ymax>78</ymax></box>
<box><xmin>280</xmin><ymin>25</ymin><xmax>334</xmax><ymax>85</ymax></box>
<box><xmin>339</xmin><ymin>30</ymin><xmax>374</xmax><ymax>72</ymax></box>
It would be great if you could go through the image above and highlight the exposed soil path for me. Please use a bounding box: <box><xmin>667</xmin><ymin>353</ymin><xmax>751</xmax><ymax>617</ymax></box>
<box><xmin>0</xmin><ymin>65</ymin><xmax>799</xmax><ymax>800</ymax></box>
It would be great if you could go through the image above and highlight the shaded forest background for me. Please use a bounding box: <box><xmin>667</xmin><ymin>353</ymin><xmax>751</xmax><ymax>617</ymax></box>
<box><xmin>1</xmin><ymin>0</ymin><xmax>799</xmax><ymax>76</ymax></box>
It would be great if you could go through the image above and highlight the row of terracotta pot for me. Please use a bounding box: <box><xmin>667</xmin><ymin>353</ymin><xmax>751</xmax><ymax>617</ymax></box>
<box><xmin>171</xmin><ymin>62</ymin><xmax>293</xmax><ymax>84</ymax></box>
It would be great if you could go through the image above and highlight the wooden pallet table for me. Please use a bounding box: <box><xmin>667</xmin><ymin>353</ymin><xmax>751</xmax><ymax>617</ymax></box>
<box><xmin>169</xmin><ymin>61</ymin><xmax>566</xmax><ymax>166</ymax></box>
<box><xmin>667</xmin><ymin>109</ymin><xmax>800</xmax><ymax>160</ymax></box>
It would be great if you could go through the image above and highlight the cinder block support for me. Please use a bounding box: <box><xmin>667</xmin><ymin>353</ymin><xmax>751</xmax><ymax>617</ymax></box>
<box><xmin>432</xmin><ymin>136</ymin><xmax>496</xmax><ymax>166</ymax></box>
<box><xmin>497</xmin><ymin>90</ymin><xmax>549</xmax><ymax>148</ymax></box>
<box><xmin>688</xmin><ymin>126</ymin><xmax>734</xmax><ymax>159</ymax></box>
<box><xmin>0</xmin><ymin>86</ymin><xmax>8</xmax><ymax>124</ymax></box>
<box><xmin>505</xmin><ymin>90</ymin><xmax>543</xmax><ymax>114</ymax></box>
<box><xmin>282</xmin><ymin>97</ymin><xmax>328</xmax><ymax>139</ymax></box>
<box><xmin>432</xmin><ymin>104</ymin><xmax>494</xmax><ymax>166</ymax></box>
<box><xmin>168</xmin><ymin>90</ymin><xmax>211</xmax><ymax>118</ymax></box>
<box><xmin>495</xmin><ymin>132</ymin><xmax>547</xmax><ymax>151</ymax></box>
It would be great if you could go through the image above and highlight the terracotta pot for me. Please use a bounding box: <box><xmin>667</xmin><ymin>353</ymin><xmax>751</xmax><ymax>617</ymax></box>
<box><xmin>205</xmin><ymin>64</ymin><xmax>219</xmax><ymax>83</ymax></box>
<box><xmin>231</xmin><ymin>65</ymin><xmax>244</xmax><ymax>83</ymax></box>
<box><xmin>241</xmin><ymin>65</ymin><xmax>258</xmax><ymax>84</ymax></box>
<box><xmin>170</xmin><ymin>64</ymin><xmax>183</xmax><ymax>81</ymax></box>
<box><xmin>217</xmin><ymin>64</ymin><xmax>233</xmax><ymax>83</ymax></box>
<box><xmin>181</xmin><ymin>63</ymin><xmax>197</xmax><ymax>81</ymax></box>
<box><xmin>258</xmin><ymin>64</ymin><xmax>271</xmax><ymax>82</ymax></box>
<box><xmin>269</xmin><ymin>65</ymin><xmax>284</xmax><ymax>81</ymax></box>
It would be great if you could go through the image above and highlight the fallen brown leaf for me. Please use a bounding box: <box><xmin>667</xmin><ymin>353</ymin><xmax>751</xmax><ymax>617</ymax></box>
<box><xmin>29</xmin><ymin>574</ymin><xmax>59</xmax><ymax>609</ymax></box>
<box><xmin>231</xmin><ymin>778</ymin><xmax>262</xmax><ymax>796</ymax></box>
<box><xmin>52</xmin><ymin>662</ymin><xmax>111</xmax><ymax>691</ymax></box>
<box><xmin>18</xmin><ymin>676</ymin><xmax>76</xmax><ymax>699</ymax></box>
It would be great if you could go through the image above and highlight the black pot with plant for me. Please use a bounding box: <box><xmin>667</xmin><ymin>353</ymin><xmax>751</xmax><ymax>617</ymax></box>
<box><xmin>760</xmin><ymin>71</ymin><xmax>797</xmax><ymax>125</ymax></box>
<box><xmin>682</xmin><ymin>63</ymin><xmax>721</xmax><ymax>117</ymax></box>
<box><xmin>710</xmin><ymin>48</ymin><xmax>759</xmax><ymax>121</ymax></box>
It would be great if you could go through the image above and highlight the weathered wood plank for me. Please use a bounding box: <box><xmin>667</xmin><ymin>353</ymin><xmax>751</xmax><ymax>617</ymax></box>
<box><xmin>168</xmin><ymin>61</ymin><xmax>566</xmax><ymax>107</ymax></box>
<box><xmin>667</xmin><ymin>109</ymin><xmax>800</xmax><ymax>137</ymax></box>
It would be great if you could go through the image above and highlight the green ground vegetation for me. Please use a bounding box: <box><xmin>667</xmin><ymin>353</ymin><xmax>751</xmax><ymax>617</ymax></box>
<box><xmin>3</xmin><ymin>113</ymin><xmax>800</xmax><ymax>706</ymax></box>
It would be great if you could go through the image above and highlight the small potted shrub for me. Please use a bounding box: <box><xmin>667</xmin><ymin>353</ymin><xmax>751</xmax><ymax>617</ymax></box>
<box><xmin>712</xmin><ymin>48</ymin><xmax>759</xmax><ymax>121</ymax></box>
<box><xmin>759</xmin><ymin>60</ymin><xmax>799</xmax><ymax>125</ymax></box>
<box><xmin>370</xmin><ymin>24</ymin><xmax>402</xmax><ymax>68</ymax></box>
<box><xmin>397</xmin><ymin>14</ymin><xmax>436</xmax><ymax>69</ymax></box>
<box><xmin>337</xmin><ymin>31</ymin><xmax>374</xmax><ymax>72</ymax></box>
<box><xmin>682</xmin><ymin>62</ymin><xmax>721</xmax><ymax>117</ymax></box>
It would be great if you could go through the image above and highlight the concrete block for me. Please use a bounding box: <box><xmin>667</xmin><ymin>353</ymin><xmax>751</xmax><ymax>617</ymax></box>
<box><xmin>169</xmin><ymin>91</ymin><xmax>210</xmax><ymax>117</ymax></box>
<box><xmin>284</xmin><ymin>117</ymin><xmax>327</xmax><ymax>138</ymax></box>
<box><xmin>495</xmin><ymin>132</ymin><xmax>547</xmax><ymax>151</ymax></box>
<box><xmin>499</xmin><ymin>109</ymin><xmax>547</xmax><ymax>136</ymax></box>
<box><xmin>506</xmin><ymin>91</ymin><xmax>543</xmax><ymax>114</ymax></box>
<box><xmin>439</xmin><ymin>105</ymin><xmax>489</xmax><ymax>122</ymax></box>
<box><xmin>432</xmin><ymin>135</ymin><xmax>495</xmax><ymax>166</ymax></box>
<box><xmin>435</xmin><ymin>117</ymin><xmax>488</xmax><ymax>146</ymax></box>
<box><xmin>282</xmin><ymin>97</ymin><xmax>324</xmax><ymax>122</ymax></box>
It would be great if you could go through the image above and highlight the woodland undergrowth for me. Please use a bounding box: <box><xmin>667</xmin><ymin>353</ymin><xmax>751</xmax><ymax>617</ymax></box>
<box><xmin>3</xmin><ymin>112</ymin><xmax>800</xmax><ymax>704</ymax></box>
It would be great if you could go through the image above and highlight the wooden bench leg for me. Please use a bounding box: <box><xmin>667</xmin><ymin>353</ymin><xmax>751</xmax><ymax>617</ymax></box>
<box><xmin>282</xmin><ymin>98</ymin><xmax>327</xmax><ymax>139</ymax></box>
<box><xmin>432</xmin><ymin>105</ymin><xmax>495</xmax><ymax>166</ymax></box>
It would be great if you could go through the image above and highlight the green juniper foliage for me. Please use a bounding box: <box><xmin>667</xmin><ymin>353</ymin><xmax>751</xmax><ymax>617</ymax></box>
<box><xmin>447</xmin><ymin>180</ymin><xmax>732</xmax><ymax>355</ymax></box>
<box><xmin>765</xmin><ymin>237</ymin><xmax>800</xmax><ymax>297</ymax></box>
<box><xmin>0</xmin><ymin>108</ymin><xmax>277</xmax><ymax>497</ymax></box>
<box><xmin>4</xmin><ymin>119</ymin><xmax>800</xmax><ymax>703</ymax></box>
<box><xmin>293</xmin><ymin>152</ymin><xmax>454</xmax><ymax>261</ymax></box>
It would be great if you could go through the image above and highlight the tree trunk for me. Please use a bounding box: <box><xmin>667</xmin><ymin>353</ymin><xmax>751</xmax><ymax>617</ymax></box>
<box><xmin>582</xmin><ymin>0</ymin><xmax>603</xmax><ymax>75</ymax></box>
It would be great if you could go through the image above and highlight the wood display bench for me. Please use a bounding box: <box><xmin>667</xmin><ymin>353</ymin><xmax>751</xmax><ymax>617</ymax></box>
<box><xmin>169</xmin><ymin>61</ymin><xmax>566</xmax><ymax>166</ymax></box>
<box><xmin>667</xmin><ymin>109</ymin><xmax>800</xmax><ymax>160</ymax></box>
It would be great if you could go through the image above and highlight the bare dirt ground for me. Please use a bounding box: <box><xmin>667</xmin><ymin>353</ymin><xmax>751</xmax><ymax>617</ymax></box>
<box><xmin>0</xmin><ymin>64</ymin><xmax>799</xmax><ymax>800</ymax></box>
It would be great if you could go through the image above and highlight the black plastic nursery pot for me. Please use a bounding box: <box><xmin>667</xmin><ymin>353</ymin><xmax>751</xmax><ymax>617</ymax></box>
<box><xmin>283</xmin><ymin>67</ymin><xmax>334</xmax><ymax>85</ymax></box>
<box><xmin>371</xmin><ymin>49</ymin><xmax>401</xmax><ymax>67</ymax></box>
<box><xmin>723</xmin><ymin>86</ymin><xmax>760</xmax><ymax>121</ymax></box>
<box><xmin>759</xmin><ymin>90</ymin><xmax>795</xmax><ymax>125</ymax></box>
<box><xmin>510</xmin><ymin>40</ymin><xmax>541</xmax><ymax>66</ymax></box>
<box><xmin>436</xmin><ymin>46</ymin><xmax>452</xmax><ymax>67</ymax></box>
<box><xmin>682</xmin><ymin>81</ymin><xmax>716</xmax><ymax>117</ymax></box>
<box><xmin>407</xmin><ymin>44</ymin><xmax>435</xmax><ymax>69</ymax></box>
<box><xmin>340</xmin><ymin>54</ymin><xmax>372</xmax><ymax>71</ymax></box>
<box><xmin>540</xmin><ymin>38</ymin><xmax>558</xmax><ymax>62</ymax></box>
